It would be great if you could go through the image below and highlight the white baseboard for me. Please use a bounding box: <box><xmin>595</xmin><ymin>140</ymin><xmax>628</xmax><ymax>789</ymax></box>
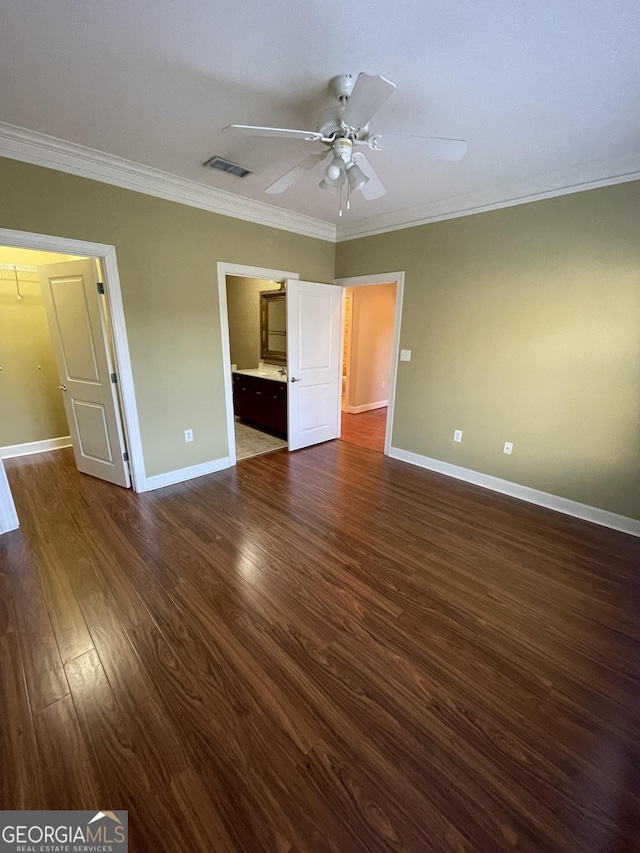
<box><xmin>144</xmin><ymin>456</ymin><xmax>230</xmax><ymax>491</ymax></box>
<box><xmin>0</xmin><ymin>436</ymin><xmax>72</xmax><ymax>459</ymax></box>
<box><xmin>346</xmin><ymin>400</ymin><xmax>388</xmax><ymax>415</ymax></box>
<box><xmin>389</xmin><ymin>447</ymin><xmax>640</xmax><ymax>538</ymax></box>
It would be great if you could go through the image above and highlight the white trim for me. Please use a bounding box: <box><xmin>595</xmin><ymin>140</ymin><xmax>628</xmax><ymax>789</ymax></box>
<box><xmin>0</xmin><ymin>228</ymin><xmax>147</xmax><ymax>492</ymax></box>
<box><xmin>1</xmin><ymin>436</ymin><xmax>72</xmax><ymax>459</ymax></box>
<box><xmin>100</xmin><ymin>246</ymin><xmax>146</xmax><ymax>492</ymax></box>
<box><xmin>144</xmin><ymin>457</ymin><xmax>230</xmax><ymax>491</ymax></box>
<box><xmin>389</xmin><ymin>447</ymin><xmax>640</xmax><ymax>538</ymax></box>
<box><xmin>0</xmin><ymin>122</ymin><xmax>335</xmax><ymax>243</ymax></box>
<box><xmin>0</xmin><ymin>460</ymin><xmax>19</xmax><ymax>533</ymax></box>
<box><xmin>2</xmin><ymin>122</ymin><xmax>639</xmax><ymax>246</ymax></box>
<box><xmin>217</xmin><ymin>262</ymin><xmax>300</xmax><ymax>468</ymax></box>
<box><xmin>346</xmin><ymin>401</ymin><xmax>388</xmax><ymax>414</ymax></box>
<box><xmin>334</xmin><ymin>272</ymin><xmax>405</xmax><ymax>457</ymax></box>
<box><xmin>335</xmin><ymin>154</ymin><xmax>640</xmax><ymax>241</ymax></box>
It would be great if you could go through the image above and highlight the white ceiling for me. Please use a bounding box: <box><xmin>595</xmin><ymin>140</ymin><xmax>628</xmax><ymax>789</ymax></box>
<box><xmin>1</xmin><ymin>0</ymin><xmax>639</xmax><ymax>238</ymax></box>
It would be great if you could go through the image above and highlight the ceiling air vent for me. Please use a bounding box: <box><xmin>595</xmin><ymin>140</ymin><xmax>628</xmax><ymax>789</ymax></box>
<box><xmin>203</xmin><ymin>156</ymin><xmax>251</xmax><ymax>178</ymax></box>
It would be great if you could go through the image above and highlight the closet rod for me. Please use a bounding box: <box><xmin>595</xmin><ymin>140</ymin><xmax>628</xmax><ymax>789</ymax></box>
<box><xmin>0</xmin><ymin>263</ymin><xmax>38</xmax><ymax>273</ymax></box>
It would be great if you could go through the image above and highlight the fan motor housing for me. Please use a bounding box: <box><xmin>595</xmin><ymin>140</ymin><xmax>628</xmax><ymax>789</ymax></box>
<box><xmin>330</xmin><ymin>74</ymin><xmax>354</xmax><ymax>102</ymax></box>
<box><xmin>317</xmin><ymin>107</ymin><xmax>343</xmax><ymax>138</ymax></box>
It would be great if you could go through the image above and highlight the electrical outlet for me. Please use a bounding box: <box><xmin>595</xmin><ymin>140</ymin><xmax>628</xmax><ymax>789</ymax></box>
<box><xmin>453</xmin><ymin>429</ymin><xmax>463</xmax><ymax>443</ymax></box>
<box><xmin>503</xmin><ymin>441</ymin><xmax>513</xmax><ymax>455</ymax></box>
<box><xmin>184</xmin><ymin>429</ymin><xmax>194</xmax><ymax>443</ymax></box>
<box><xmin>400</xmin><ymin>349</ymin><xmax>412</xmax><ymax>362</ymax></box>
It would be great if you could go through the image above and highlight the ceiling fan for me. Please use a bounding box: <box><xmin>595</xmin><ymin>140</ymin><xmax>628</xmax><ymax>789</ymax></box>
<box><xmin>223</xmin><ymin>73</ymin><xmax>467</xmax><ymax>214</ymax></box>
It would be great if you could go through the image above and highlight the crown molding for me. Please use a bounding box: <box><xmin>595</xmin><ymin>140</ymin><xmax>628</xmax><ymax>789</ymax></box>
<box><xmin>336</xmin><ymin>153</ymin><xmax>640</xmax><ymax>241</ymax></box>
<box><xmin>2</xmin><ymin>122</ymin><xmax>638</xmax><ymax>246</ymax></box>
<box><xmin>0</xmin><ymin>122</ymin><xmax>336</xmax><ymax>243</ymax></box>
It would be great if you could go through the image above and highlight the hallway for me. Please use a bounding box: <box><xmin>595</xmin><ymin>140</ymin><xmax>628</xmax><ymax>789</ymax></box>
<box><xmin>340</xmin><ymin>407</ymin><xmax>387</xmax><ymax>453</ymax></box>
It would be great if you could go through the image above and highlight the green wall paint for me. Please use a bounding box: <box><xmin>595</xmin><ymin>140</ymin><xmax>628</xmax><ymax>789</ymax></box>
<box><xmin>226</xmin><ymin>276</ymin><xmax>280</xmax><ymax>370</ymax></box>
<box><xmin>1</xmin><ymin>156</ymin><xmax>638</xmax><ymax>522</ymax></box>
<box><xmin>0</xmin><ymin>157</ymin><xmax>334</xmax><ymax>477</ymax></box>
<box><xmin>336</xmin><ymin>181</ymin><xmax>640</xmax><ymax>520</ymax></box>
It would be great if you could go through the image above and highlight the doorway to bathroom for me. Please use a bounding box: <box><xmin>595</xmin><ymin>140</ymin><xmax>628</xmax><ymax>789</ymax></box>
<box><xmin>225</xmin><ymin>274</ymin><xmax>289</xmax><ymax>461</ymax></box>
<box><xmin>218</xmin><ymin>262</ymin><xmax>344</xmax><ymax>465</ymax></box>
<box><xmin>218</xmin><ymin>263</ymin><xmax>403</xmax><ymax>466</ymax></box>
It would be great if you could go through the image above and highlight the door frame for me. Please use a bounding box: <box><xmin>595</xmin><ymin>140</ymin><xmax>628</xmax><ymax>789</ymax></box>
<box><xmin>333</xmin><ymin>272</ymin><xmax>405</xmax><ymax>456</ymax></box>
<box><xmin>217</xmin><ymin>262</ymin><xmax>300</xmax><ymax>466</ymax></box>
<box><xmin>0</xmin><ymin>228</ymin><xmax>146</xmax><ymax>492</ymax></box>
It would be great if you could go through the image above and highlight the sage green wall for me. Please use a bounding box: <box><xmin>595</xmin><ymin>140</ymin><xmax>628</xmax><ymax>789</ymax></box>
<box><xmin>226</xmin><ymin>276</ymin><xmax>279</xmax><ymax>369</ymax></box>
<box><xmin>0</xmin><ymin>157</ymin><xmax>334</xmax><ymax>478</ymax></box>
<box><xmin>336</xmin><ymin>181</ymin><xmax>640</xmax><ymax>521</ymax></box>
<box><xmin>3</xmin><ymin>154</ymin><xmax>638</xmax><ymax>520</ymax></box>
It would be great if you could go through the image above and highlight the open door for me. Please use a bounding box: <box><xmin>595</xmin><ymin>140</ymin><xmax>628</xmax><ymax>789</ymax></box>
<box><xmin>286</xmin><ymin>279</ymin><xmax>342</xmax><ymax>451</ymax></box>
<box><xmin>37</xmin><ymin>259</ymin><xmax>131</xmax><ymax>487</ymax></box>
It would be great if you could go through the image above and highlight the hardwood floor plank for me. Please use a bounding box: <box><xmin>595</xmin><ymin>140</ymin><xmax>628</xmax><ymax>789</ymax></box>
<box><xmin>1</xmin><ymin>445</ymin><xmax>638</xmax><ymax>852</ymax></box>
<box><xmin>234</xmin><ymin>600</ymin><xmax>532</xmax><ymax>851</ymax></box>
<box><xmin>65</xmin><ymin>649</ymin><xmax>198</xmax><ymax>853</ymax></box>
<box><xmin>10</xmin><ymin>458</ymin><xmax>96</xmax><ymax>662</ymax></box>
<box><xmin>77</xmin><ymin>590</ymin><xmax>190</xmax><ymax>785</ymax></box>
<box><xmin>1</xmin><ymin>534</ymin><xmax>69</xmax><ymax>712</ymax></box>
<box><xmin>0</xmin><ymin>631</ymin><xmax>42</xmax><ymax>808</ymax></box>
<box><xmin>340</xmin><ymin>407</ymin><xmax>387</xmax><ymax>453</ymax></box>
<box><xmin>0</xmin><ymin>571</ymin><xmax>15</xmax><ymax>635</ymax></box>
<box><xmin>66</xmin><ymin>648</ymin><xmax>154</xmax><ymax>796</ymax></box>
<box><xmin>32</xmin><ymin>694</ymin><xmax>102</xmax><ymax>809</ymax></box>
<box><xmin>165</xmin><ymin>768</ymin><xmax>241</xmax><ymax>853</ymax></box>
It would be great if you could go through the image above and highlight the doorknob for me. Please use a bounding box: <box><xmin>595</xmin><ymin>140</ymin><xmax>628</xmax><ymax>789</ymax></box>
<box><xmin>58</xmin><ymin>384</ymin><xmax>67</xmax><ymax>391</ymax></box>
<box><xmin>290</xmin><ymin>377</ymin><xmax>299</xmax><ymax>382</ymax></box>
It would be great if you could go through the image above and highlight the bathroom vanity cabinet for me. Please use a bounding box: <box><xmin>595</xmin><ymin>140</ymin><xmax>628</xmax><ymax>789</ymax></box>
<box><xmin>232</xmin><ymin>372</ymin><xmax>287</xmax><ymax>436</ymax></box>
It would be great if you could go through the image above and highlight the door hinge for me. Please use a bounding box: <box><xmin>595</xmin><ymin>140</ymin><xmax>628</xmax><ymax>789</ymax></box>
<box><xmin>123</xmin><ymin>451</ymin><xmax>129</xmax><ymax>462</ymax></box>
<box><xmin>110</xmin><ymin>372</ymin><xmax>117</xmax><ymax>384</ymax></box>
<box><xmin>97</xmin><ymin>281</ymin><xmax>105</xmax><ymax>294</ymax></box>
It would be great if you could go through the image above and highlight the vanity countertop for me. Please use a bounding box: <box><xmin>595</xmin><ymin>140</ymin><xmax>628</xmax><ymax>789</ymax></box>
<box><xmin>233</xmin><ymin>368</ymin><xmax>286</xmax><ymax>383</ymax></box>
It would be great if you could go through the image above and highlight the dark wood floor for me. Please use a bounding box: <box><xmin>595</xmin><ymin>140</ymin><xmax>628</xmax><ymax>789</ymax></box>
<box><xmin>340</xmin><ymin>407</ymin><xmax>387</xmax><ymax>452</ymax></box>
<box><xmin>1</xmin><ymin>444</ymin><xmax>639</xmax><ymax>852</ymax></box>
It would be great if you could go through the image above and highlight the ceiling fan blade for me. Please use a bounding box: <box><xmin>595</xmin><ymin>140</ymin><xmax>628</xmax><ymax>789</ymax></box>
<box><xmin>342</xmin><ymin>74</ymin><xmax>396</xmax><ymax>130</ymax></box>
<box><xmin>223</xmin><ymin>124</ymin><xmax>324</xmax><ymax>142</ymax></box>
<box><xmin>265</xmin><ymin>152</ymin><xmax>328</xmax><ymax>194</ymax></box>
<box><xmin>376</xmin><ymin>134</ymin><xmax>467</xmax><ymax>161</ymax></box>
<box><xmin>354</xmin><ymin>154</ymin><xmax>386</xmax><ymax>200</ymax></box>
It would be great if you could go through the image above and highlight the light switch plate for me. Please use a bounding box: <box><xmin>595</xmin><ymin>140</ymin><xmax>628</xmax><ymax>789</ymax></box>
<box><xmin>400</xmin><ymin>349</ymin><xmax>411</xmax><ymax>362</ymax></box>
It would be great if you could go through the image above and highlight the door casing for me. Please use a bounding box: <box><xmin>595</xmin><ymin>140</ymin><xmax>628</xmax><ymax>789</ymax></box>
<box><xmin>217</xmin><ymin>262</ymin><xmax>300</xmax><ymax>466</ymax></box>
<box><xmin>218</xmin><ymin>262</ymin><xmax>404</xmax><ymax>464</ymax></box>
<box><xmin>0</xmin><ymin>228</ymin><xmax>146</xmax><ymax>491</ymax></box>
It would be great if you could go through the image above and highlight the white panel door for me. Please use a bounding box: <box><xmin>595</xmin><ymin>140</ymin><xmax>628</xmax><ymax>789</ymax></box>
<box><xmin>287</xmin><ymin>279</ymin><xmax>342</xmax><ymax>451</ymax></box>
<box><xmin>37</xmin><ymin>260</ymin><xmax>131</xmax><ymax>487</ymax></box>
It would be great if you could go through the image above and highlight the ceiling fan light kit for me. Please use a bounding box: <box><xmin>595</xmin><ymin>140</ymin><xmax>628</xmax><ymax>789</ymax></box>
<box><xmin>346</xmin><ymin>161</ymin><xmax>368</xmax><ymax>192</ymax></box>
<box><xmin>222</xmin><ymin>72</ymin><xmax>467</xmax><ymax>216</ymax></box>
